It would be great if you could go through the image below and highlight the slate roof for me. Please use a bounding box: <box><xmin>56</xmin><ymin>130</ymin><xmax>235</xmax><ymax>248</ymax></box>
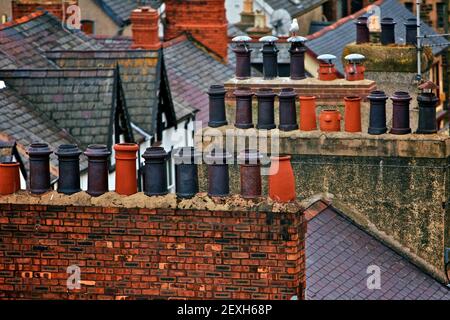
<box><xmin>92</xmin><ymin>0</ymin><xmax>162</xmax><ymax>27</ymax></box>
<box><xmin>307</xmin><ymin>206</ymin><xmax>450</xmax><ymax>300</ymax></box>
<box><xmin>264</xmin><ymin>0</ymin><xmax>328</xmax><ymax>18</ymax></box>
<box><xmin>46</xmin><ymin>50</ymin><xmax>162</xmax><ymax>134</ymax></box>
<box><xmin>93</xmin><ymin>35</ymin><xmax>135</xmax><ymax>49</ymax></box>
<box><xmin>0</xmin><ymin>11</ymin><xmax>101</xmax><ymax>69</ymax></box>
<box><xmin>0</xmin><ymin>87</ymin><xmax>88</xmax><ymax>179</ymax></box>
<box><xmin>0</xmin><ymin>69</ymin><xmax>118</xmax><ymax>149</ymax></box>
<box><xmin>306</xmin><ymin>0</ymin><xmax>450</xmax><ymax>74</ymax></box>
<box><xmin>0</xmin><ymin>49</ymin><xmax>18</xmax><ymax>69</ymax></box>
<box><xmin>163</xmin><ymin>36</ymin><xmax>235</xmax><ymax>125</ymax></box>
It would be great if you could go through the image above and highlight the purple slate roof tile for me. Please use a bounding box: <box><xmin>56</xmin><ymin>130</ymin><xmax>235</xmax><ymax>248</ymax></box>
<box><xmin>163</xmin><ymin>37</ymin><xmax>235</xmax><ymax>126</ymax></box>
<box><xmin>306</xmin><ymin>207</ymin><xmax>450</xmax><ymax>300</ymax></box>
<box><xmin>0</xmin><ymin>11</ymin><xmax>101</xmax><ymax>69</ymax></box>
<box><xmin>92</xmin><ymin>0</ymin><xmax>162</xmax><ymax>27</ymax></box>
<box><xmin>0</xmin><ymin>87</ymin><xmax>88</xmax><ymax>179</ymax></box>
<box><xmin>46</xmin><ymin>50</ymin><xmax>161</xmax><ymax>134</ymax></box>
<box><xmin>0</xmin><ymin>69</ymin><xmax>117</xmax><ymax>149</ymax></box>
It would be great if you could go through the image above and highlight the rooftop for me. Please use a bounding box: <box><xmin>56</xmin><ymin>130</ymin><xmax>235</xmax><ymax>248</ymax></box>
<box><xmin>264</xmin><ymin>0</ymin><xmax>329</xmax><ymax>18</ymax></box>
<box><xmin>306</xmin><ymin>0</ymin><xmax>449</xmax><ymax>74</ymax></box>
<box><xmin>92</xmin><ymin>0</ymin><xmax>162</xmax><ymax>27</ymax></box>
<box><xmin>307</xmin><ymin>207</ymin><xmax>450</xmax><ymax>300</ymax></box>
<box><xmin>0</xmin><ymin>86</ymin><xmax>88</xmax><ymax>180</ymax></box>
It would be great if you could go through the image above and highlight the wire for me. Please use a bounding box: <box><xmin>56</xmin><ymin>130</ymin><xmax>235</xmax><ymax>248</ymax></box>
<box><xmin>288</xmin><ymin>161</ymin><xmax>450</xmax><ymax>170</ymax></box>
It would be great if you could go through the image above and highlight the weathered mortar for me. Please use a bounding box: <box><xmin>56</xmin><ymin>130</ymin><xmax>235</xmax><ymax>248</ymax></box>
<box><xmin>198</xmin><ymin>127</ymin><xmax>450</xmax><ymax>282</ymax></box>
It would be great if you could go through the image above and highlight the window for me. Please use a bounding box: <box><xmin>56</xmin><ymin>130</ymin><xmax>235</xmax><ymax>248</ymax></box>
<box><xmin>437</xmin><ymin>3</ymin><xmax>446</xmax><ymax>29</ymax></box>
<box><xmin>80</xmin><ymin>20</ymin><xmax>95</xmax><ymax>35</ymax></box>
<box><xmin>350</xmin><ymin>0</ymin><xmax>364</xmax><ymax>14</ymax></box>
<box><xmin>404</xmin><ymin>2</ymin><xmax>414</xmax><ymax>12</ymax></box>
<box><xmin>432</xmin><ymin>62</ymin><xmax>441</xmax><ymax>90</ymax></box>
<box><xmin>1</xmin><ymin>14</ymin><xmax>8</xmax><ymax>24</ymax></box>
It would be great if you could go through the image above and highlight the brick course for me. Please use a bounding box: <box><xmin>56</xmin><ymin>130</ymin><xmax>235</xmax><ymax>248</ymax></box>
<box><xmin>0</xmin><ymin>196</ymin><xmax>306</xmax><ymax>300</ymax></box>
<box><xmin>12</xmin><ymin>1</ymin><xmax>78</xmax><ymax>21</ymax></box>
<box><xmin>164</xmin><ymin>0</ymin><xmax>228</xmax><ymax>61</ymax></box>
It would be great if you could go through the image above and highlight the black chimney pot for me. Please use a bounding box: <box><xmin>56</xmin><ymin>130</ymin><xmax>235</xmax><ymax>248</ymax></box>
<box><xmin>367</xmin><ymin>91</ymin><xmax>388</xmax><ymax>135</ymax></box>
<box><xmin>208</xmin><ymin>85</ymin><xmax>228</xmax><ymax>128</ymax></box>
<box><xmin>55</xmin><ymin>144</ymin><xmax>82</xmax><ymax>195</ymax></box>
<box><xmin>27</xmin><ymin>143</ymin><xmax>53</xmax><ymax>194</ymax></box>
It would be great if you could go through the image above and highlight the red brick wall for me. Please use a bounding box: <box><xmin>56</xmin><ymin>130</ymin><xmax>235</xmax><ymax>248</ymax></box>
<box><xmin>0</xmin><ymin>203</ymin><xmax>306</xmax><ymax>300</ymax></box>
<box><xmin>12</xmin><ymin>1</ymin><xmax>77</xmax><ymax>21</ymax></box>
<box><xmin>164</xmin><ymin>0</ymin><xmax>228</xmax><ymax>61</ymax></box>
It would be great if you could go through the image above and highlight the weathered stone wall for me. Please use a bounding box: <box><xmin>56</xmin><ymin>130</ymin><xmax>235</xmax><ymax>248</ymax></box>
<box><xmin>198</xmin><ymin>129</ymin><xmax>450</xmax><ymax>282</ymax></box>
<box><xmin>0</xmin><ymin>192</ymin><xmax>306</xmax><ymax>300</ymax></box>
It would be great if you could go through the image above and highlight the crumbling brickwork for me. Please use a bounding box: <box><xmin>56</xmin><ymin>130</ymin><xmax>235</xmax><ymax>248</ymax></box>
<box><xmin>0</xmin><ymin>194</ymin><xmax>306</xmax><ymax>300</ymax></box>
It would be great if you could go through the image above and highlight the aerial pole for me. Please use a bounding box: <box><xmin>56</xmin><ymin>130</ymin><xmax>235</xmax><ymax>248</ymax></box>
<box><xmin>416</xmin><ymin>0</ymin><xmax>422</xmax><ymax>81</ymax></box>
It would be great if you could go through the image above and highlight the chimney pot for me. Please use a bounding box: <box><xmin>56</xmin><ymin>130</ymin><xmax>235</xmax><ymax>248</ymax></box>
<box><xmin>317</xmin><ymin>54</ymin><xmax>337</xmax><ymax>81</ymax></box>
<box><xmin>173</xmin><ymin>147</ymin><xmax>201</xmax><ymax>199</ymax></box>
<box><xmin>288</xmin><ymin>36</ymin><xmax>307</xmax><ymax>80</ymax></box>
<box><xmin>343</xmin><ymin>96</ymin><xmax>362</xmax><ymax>133</ymax></box>
<box><xmin>278</xmin><ymin>88</ymin><xmax>299</xmax><ymax>131</ymax></box>
<box><xmin>404</xmin><ymin>18</ymin><xmax>418</xmax><ymax>45</ymax></box>
<box><xmin>256</xmin><ymin>88</ymin><xmax>276</xmax><ymax>130</ymax></box>
<box><xmin>55</xmin><ymin>144</ymin><xmax>82</xmax><ymax>195</ymax></box>
<box><xmin>299</xmin><ymin>96</ymin><xmax>317</xmax><ymax>131</ymax></box>
<box><xmin>234</xmin><ymin>88</ymin><xmax>254</xmax><ymax>129</ymax></box>
<box><xmin>232</xmin><ymin>36</ymin><xmax>253</xmax><ymax>79</ymax></box>
<box><xmin>0</xmin><ymin>162</ymin><xmax>20</xmax><ymax>196</ymax></box>
<box><xmin>380</xmin><ymin>17</ymin><xmax>396</xmax><ymax>45</ymax></box>
<box><xmin>268</xmin><ymin>155</ymin><xmax>296</xmax><ymax>203</ymax></box>
<box><xmin>416</xmin><ymin>92</ymin><xmax>439</xmax><ymax>134</ymax></box>
<box><xmin>208</xmin><ymin>85</ymin><xmax>228</xmax><ymax>128</ymax></box>
<box><xmin>84</xmin><ymin>144</ymin><xmax>111</xmax><ymax>197</ymax></box>
<box><xmin>205</xmin><ymin>148</ymin><xmax>232</xmax><ymax>197</ymax></box>
<box><xmin>27</xmin><ymin>143</ymin><xmax>53</xmax><ymax>195</ymax></box>
<box><xmin>319</xmin><ymin>110</ymin><xmax>341</xmax><ymax>132</ymax></box>
<box><xmin>142</xmin><ymin>147</ymin><xmax>169</xmax><ymax>196</ymax></box>
<box><xmin>114</xmin><ymin>143</ymin><xmax>139</xmax><ymax>196</ymax></box>
<box><xmin>367</xmin><ymin>90</ymin><xmax>388</xmax><ymax>135</ymax></box>
<box><xmin>259</xmin><ymin>36</ymin><xmax>279</xmax><ymax>79</ymax></box>
<box><xmin>390</xmin><ymin>91</ymin><xmax>412</xmax><ymax>135</ymax></box>
<box><xmin>355</xmin><ymin>16</ymin><xmax>370</xmax><ymax>44</ymax></box>
<box><xmin>237</xmin><ymin>149</ymin><xmax>262</xmax><ymax>199</ymax></box>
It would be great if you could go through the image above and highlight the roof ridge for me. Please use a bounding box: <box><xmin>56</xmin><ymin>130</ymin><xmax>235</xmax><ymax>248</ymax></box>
<box><xmin>0</xmin><ymin>68</ymin><xmax>116</xmax><ymax>78</ymax></box>
<box><xmin>162</xmin><ymin>34</ymin><xmax>189</xmax><ymax>48</ymax></box>
<box><xmin>0</xmin><ymin>10</ymin><xmax>46</xmax><ymax>31</ymax></box>
<box><xmin>306</xmin><ymin>0</ymin><xmax>385</xmax><ymax>41</ymax></box>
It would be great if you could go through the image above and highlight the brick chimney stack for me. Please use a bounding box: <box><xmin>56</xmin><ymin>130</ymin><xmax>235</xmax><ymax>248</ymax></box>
<box><xmin>12</xmin><ymin>0</ymin><xmax>78</xmax><ymax>20</ymax></box>
<box><xmin>164</xmin><ymin>0</ymin><xmax>228</xmax><ymax>61</ymax></box>
<box><xmin>130</xmin><ymin>7</ymin><xmax>161</xmax><ymax>50</ymax></box>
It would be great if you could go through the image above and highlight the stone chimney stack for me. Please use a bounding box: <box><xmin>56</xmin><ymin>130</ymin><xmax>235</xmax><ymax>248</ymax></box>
<box><xmin>12</xmin><ymin>0</ymin><xmax>78</xmax><ymax>20</ymax></box>
<box><xmin>164</xmin><ymin>0</ymin><xmax>228</xmax><ymax>61</ymax></box>
<box><xmin>130</xmin><ymin>7</ymin><xmax>161</xmax><ymax>50</ymax></box>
